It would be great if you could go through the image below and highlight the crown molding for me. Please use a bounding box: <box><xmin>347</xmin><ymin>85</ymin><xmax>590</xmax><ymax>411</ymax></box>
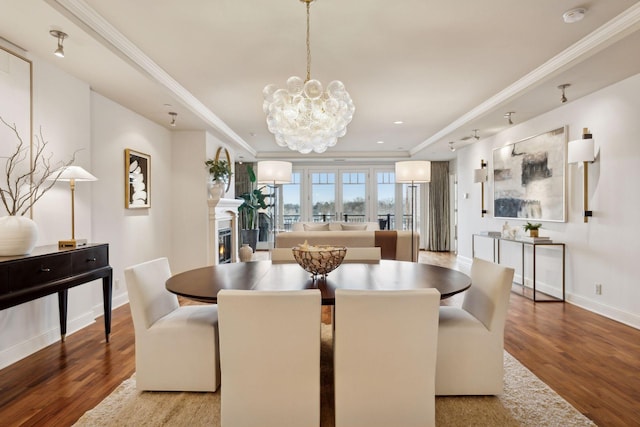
<box><xmin>411</xmin><ymin>2</ymin><xmax>640</xmax><ymax>156</ymax></box>
<box><xmin>48</xmin><ymin>0</ymin><xmax>256</xmax><ymax>156</ymax></box>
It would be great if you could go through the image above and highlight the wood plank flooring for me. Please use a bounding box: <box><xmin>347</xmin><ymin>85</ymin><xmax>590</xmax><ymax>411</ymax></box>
<box><xmin>0</xmin><ymin>251</ymin><xmax>638</xmax><ymax>426</ymax></box>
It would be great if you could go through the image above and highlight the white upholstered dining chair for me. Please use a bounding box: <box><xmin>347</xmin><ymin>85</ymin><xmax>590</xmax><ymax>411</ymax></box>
<box><xmin>270</xmin><ymin>247</ymin><xmax>296</xmax><ymax>263</ymax></box>
<box><xmin>124</xmin><ymin>257</ymin><xmax>220</xmax><ymax>392</ymax></box>
<box><xmin>436</xmin><ymin>257</ymin><xmax>515</xmax><ymax>395</ymax></box>
<box><xmin>217</xmin><ymin>289</ymin><xmax>322</xmax><ymax>427</ymax></box>
<box><xmin>342</xmin><ymin>247</ymin><xmax>381</xmax><ymax>263</ymax></box>
<box><xmin>334</xmin><ymin>288</ymin><xmax>441</xmax><ymax>427</ymax></box>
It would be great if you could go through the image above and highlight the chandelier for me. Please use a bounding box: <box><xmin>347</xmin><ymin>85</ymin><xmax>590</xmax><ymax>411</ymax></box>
<box><xmin>263</xmin><ymin>0</ymin><xmax>355</xmax><ymax>154</ymax></box>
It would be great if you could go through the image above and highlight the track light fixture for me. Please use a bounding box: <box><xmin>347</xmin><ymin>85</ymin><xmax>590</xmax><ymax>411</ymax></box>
<box><xmin>558</xmin><ymin>83</ymin><xmax>571</xmax><ymax>103</ymax></box>
<box><xmin>504</xmin><ymin>111</ymin><xmax>514</xmax><ymax>125</ymax></box>
<box><xmin>460</xmin><ymin>129</ymin><xmax>480</xmax><ymax>142</ymax></box>
<box><xmin>49</xmin><ymin>30</ymin><xmax>68</xmax><ymax>58</ymax></box>
<box><xmin>448</xmin><ymin>141</ymin><xmax>456</xmax><ymax>152</ymax></box>
<box><xmin>169</xmin><ymin>112</ymin><xmax>177</xmax><ymax>127</ymax></box>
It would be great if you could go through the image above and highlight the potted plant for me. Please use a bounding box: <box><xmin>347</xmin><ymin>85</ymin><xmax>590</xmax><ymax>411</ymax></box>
<box><xmin>204</xmin><ymin>157</ymin><xmax>232</xmax><ymax>199</ymax></box>
<box><xmin>237</xmin><ymin>164</ymin><xmax>270</xmax><ymax>252</ymax></box>
<box><xmin>523</xmin><ymin>222</ymin><xmax>542</xmax><ymax>237</ymax></box>
<box><xmin>0</xmin><ymin>117</ymin><xmax>73</xmax><ymax>255</ymax></box>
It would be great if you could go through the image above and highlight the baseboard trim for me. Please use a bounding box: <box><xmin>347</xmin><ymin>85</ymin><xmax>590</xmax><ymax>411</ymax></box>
<box><xmin>456</xmin><ymin>254</ymin><xmax>639</xmax><ymax>330</ymax></box>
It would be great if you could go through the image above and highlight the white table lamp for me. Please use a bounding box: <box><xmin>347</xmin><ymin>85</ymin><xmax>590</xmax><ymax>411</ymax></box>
<box><xmin>51</xmin><ymin>165</ymin><xmax>98</xmax><ymax>248</ymax></box>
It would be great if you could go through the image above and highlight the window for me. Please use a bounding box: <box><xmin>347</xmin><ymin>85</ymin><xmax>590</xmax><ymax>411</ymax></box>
<box><xmin>282</xmin><ymin>172</ymin><xmax>301</xmax><ymax>230</ymax></box>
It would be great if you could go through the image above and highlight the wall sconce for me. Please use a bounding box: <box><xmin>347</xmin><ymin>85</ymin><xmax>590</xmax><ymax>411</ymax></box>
<box><xmin>473</xmin><ymin>160</ymin><xmax>488</xmax><ymax>217</ymax></box>
<box><xmin>395</xmin><ymin>161</ymin><xmax>431</xmax><ymax>262</ymax></box>
<box><xmin>568</xmin><ymin>128</ymin><xmax>595</xmax><ymax>222</ymax></box>
<box><xmin>49</xmin><ymin>30</ymin><xmax>68</xmax><ymax>58</ymax></box>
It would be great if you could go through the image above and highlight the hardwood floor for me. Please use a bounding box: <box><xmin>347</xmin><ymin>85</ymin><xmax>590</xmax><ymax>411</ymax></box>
<box><xmin>1</xmin><ymin>251</ymin><xmax>638</xmax><ymax>426</ymax></box>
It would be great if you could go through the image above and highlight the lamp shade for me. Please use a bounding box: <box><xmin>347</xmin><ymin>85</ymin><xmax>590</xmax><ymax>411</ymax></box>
<box><xmin>257</xmin><ymin>161</ymin><xmax>292</xmax><ymax>184</ymax></box>
<box><xmin>395</xmin><ymin>161</ymin><xmax>431</xmax><ymax>183</ymax></box>
<box><xmin>568</xmin><ymin>138</ymin><xmax>595</xmax><ymax>164</ymax></box>
<box><xmin>473</xmin><ymin>168</ymin><xmax>488</xmax><ymax>183</ymax></box>
<box><xmin>51</xmin><ymin>165</ymin><xmax>98</xmax><ymax>181</ymax></box>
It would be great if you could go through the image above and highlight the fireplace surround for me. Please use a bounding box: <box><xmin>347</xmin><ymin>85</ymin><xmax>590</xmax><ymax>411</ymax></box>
<box><xmin>208</xmin><ymin>197</ymin><xmax>243</xmax><ymax>265</ymax></box>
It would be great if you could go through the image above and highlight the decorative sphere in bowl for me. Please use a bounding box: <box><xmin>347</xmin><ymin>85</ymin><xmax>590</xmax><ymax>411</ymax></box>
<box><xmin>292</xmin><ymin>244</ymin><xmax>347</xmax><ymax>278</ymax></box>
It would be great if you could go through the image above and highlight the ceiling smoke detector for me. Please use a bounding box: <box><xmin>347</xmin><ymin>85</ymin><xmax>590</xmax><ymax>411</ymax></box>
<box><xmin>563</xmin><ymin>8</ymin><xmax>587</xmax><ymax>24</ymax></box>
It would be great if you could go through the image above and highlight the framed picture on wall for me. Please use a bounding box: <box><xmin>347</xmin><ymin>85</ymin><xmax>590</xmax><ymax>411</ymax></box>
<box><xmin>125</xmin><ymin>149</ymin><xmax>150</xmax><ymax>209</ymax></box>
<box><xmin>492</xmin><ymin>127</ymin><xmax>566</xmax><ymax>222</ymax></box>
<box><xmin>0</xmin><ymin>46</ymin><xmax>33</xmax><ymax>214</ymax></box>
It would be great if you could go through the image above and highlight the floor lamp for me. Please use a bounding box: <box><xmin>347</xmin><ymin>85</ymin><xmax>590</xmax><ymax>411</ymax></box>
<box><xmin>395</xmin><ymin>161</ymin><xmax>431</xmax><ymax>262</ymax></box>
<box><xmin>50</xmin><ymin>165</ymin><xmax>98</xmax><ymax>248</ymax></box>
<box><xmin>257</xmin><ymin>161</ymin><xmax>292</xmax><ymax>250</ymax></box>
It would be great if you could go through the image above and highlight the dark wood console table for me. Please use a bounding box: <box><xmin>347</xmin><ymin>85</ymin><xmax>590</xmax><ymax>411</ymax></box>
<box><xmin>0</xmin><ymin>243</ymin><xmax>113</xmax><ymax>342</ymax></box>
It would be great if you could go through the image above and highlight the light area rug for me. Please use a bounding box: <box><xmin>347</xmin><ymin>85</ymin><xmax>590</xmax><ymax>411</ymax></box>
<box><xmin>74</xmin><ymin>325</ymin><xmax>595</xmax><ymax>427</ymax></box>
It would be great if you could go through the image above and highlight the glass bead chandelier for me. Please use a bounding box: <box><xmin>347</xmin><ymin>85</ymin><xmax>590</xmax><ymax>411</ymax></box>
<box><xmin>263</xmin><ymin>0</ymin><xmax>355</xmax><ymax>154</ymax></box>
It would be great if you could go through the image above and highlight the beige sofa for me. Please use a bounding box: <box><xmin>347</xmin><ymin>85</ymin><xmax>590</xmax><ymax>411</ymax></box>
<box><xmin>276</xmin><ymin>222</ymin><xmax>419</xmax><ymax>262</ymax></box>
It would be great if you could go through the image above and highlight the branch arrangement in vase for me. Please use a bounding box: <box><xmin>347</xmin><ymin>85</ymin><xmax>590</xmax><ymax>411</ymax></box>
<box><xmin>1</xmin><ymin>116</ymin><xmax>75</xmax><ymax>216</ymax></box>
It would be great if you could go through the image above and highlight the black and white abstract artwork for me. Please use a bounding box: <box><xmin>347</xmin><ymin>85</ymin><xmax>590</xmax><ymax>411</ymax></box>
<box><xmin>125</xmin><ymin>149</ymin><xmax>150</xmax><ymax>209</ymax></box>
<box><xmin>492</xmin><ymin>127</ymin><xmax>566</xmax><ymax>222</ymax></box>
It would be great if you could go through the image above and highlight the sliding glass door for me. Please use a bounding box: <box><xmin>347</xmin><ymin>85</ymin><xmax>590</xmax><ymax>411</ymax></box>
<box><xmin>307</xmin><ymin>169</ymin><xmax>369</xmax><ymax>222</ymax></box>
<box><xmin>340</xmin><ymin>171</ymin><xmax>367</xmax><ymax>222</ymax></box>
<box><xmin>282</xmin><ymin>171</ymin><xmax>301</xmax><ymax>230</ymax></box>
<box><xmin>279</xmin><ymin>166</ymin><xmax>410</xmax><ymax>230</ymax></box>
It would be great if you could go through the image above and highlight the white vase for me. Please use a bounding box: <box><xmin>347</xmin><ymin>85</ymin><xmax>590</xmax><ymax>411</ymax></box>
<box><xmin>239</xmin><ymin>243</ymin><xmax>253</xmax><ymax>262</ymax></box>
<box><xmin>0</xmin><ymin>216</ymin><xmax>38</xmax><ymax>256</ymax></box>
<box><xmin>208</xmin><ymin>179</ymin><xmax>225</xmax><ymax>201</ymax></box>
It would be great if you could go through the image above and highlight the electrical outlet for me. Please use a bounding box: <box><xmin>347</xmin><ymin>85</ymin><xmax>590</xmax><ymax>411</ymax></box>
<box><xmin>595</xmin><ymin>283</ymin><xmax>602</xmax><ymax>295</ymax></box>
<box><xmin>115</xmin><ymin>278</ymin><xmax>120</xmax><ymax>289</ymax></box>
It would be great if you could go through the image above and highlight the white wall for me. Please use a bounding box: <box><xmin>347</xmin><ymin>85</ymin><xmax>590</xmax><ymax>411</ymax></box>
<box><xmin>170</xmin><ymin>131</ymin><xmax>209</xmax><ymax>273</ymax></box>
<box><xmin>457</xmin><ymin>72</ymin><xmax>640</xmax><ymax>329</ymax></box>
<box><xmin>91</xmin><ymin>92</ymin><xmax>173</xmax><ymax>306</ymax></box>
<box><xmin>0</xmin><ymin>56</ymin><xmax>176</xmax><ymax>369</ymax></box>
<box><xmin>0</xmin><ymin>55</ymin><xmax>96</xmax><ymax>368</ymax></box>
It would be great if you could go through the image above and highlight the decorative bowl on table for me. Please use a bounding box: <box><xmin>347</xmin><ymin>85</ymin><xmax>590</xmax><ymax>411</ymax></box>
<box><xmin>292</xmin><ymin>243</ymin><xmax>347</xmax><ymax>279</ymax></box>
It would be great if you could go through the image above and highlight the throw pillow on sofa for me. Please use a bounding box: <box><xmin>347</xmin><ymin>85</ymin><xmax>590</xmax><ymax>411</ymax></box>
<box><xmin>303</xmin><ymin>223</ymin><xmax>330</xmax><ymax>231</ymax></box>
<box><xmin>341</xmin><ymin>224</ymin><xmax>367</xmax><ymax>231</ymax></box>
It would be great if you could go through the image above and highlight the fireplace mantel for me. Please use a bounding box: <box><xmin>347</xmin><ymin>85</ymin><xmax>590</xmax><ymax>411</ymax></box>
<box><xmin>208</xmin><ymin>197</ymin><xmax>243</xmax><ymax>265</ymax></box>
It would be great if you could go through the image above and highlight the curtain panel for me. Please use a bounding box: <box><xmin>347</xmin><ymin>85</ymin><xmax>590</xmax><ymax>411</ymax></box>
<box><xmin>427</xmin><ymin>162</ymin><xmax>450</xmax><ymax>251</ymax></box>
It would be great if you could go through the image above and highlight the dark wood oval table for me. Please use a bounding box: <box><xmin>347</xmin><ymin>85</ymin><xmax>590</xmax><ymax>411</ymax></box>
<box><xmin>166</xmin><ymin>260</ymin><xmax>471</xmax><ymax>305</ymax></box>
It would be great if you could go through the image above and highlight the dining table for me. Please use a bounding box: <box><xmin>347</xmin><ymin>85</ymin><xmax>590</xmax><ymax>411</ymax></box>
<box><xmin>166</xmin><ymin>260</ymin><xmax>471</xmax><ymax>305</ymax></box>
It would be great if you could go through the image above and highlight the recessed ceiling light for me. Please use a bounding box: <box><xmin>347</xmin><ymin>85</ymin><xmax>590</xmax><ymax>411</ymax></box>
<box><xmin>377</xmin><ymin>140</ymin><xmax>384</xmax><ymax>144</ymax></box>
<box><xmin>393</xmin><ymin>121</ymin><xmax>404</xmax><ymax>125</ymax></box>
<box><xmin>563</xmin><ymin>8</ymin><xmax>587</xmax><ymax>24</ymax></box>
